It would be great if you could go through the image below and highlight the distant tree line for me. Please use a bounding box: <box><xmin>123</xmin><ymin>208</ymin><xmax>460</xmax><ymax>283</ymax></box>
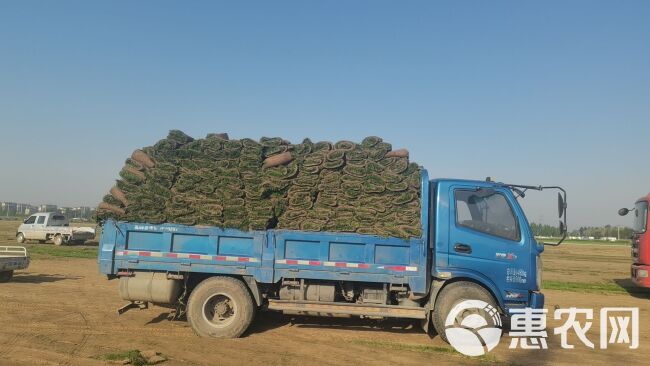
<box><xmin>530</xmin><ymin>223</ymin><xmax>634</xmax><ymax>239</ymax></box>
<box><xmin>529</xmin><ymin>223</ymin><xmax>563</xmax><ymax>237</ymax></box>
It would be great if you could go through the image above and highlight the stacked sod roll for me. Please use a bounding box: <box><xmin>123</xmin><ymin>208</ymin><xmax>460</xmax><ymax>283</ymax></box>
<box><xmin>98</xmin><ymin>131</ymin><xmax>422</xmax><ymax>239</ymax></box>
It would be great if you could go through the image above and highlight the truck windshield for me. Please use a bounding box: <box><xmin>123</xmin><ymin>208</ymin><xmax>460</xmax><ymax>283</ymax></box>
<box><xmin>634</xmin><ymin>201</ymin><xmax>648</xmax><ymax>233</ymax></box>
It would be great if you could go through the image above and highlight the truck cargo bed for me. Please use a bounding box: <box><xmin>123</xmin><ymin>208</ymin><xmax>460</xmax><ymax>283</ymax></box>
<box><xmin>99</xmin><ymin>221</ymin><xmax>428</xmax><ymax>293</ymax></box>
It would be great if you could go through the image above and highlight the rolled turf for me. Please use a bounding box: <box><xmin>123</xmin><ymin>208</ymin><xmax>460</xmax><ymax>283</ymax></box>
<box><xmin>97</xmin><ymin>131</ymin><xmax>422</xmax><ymax>239</ymax></box>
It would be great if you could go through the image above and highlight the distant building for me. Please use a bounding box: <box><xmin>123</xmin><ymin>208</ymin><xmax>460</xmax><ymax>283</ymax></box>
<box><xmin>58</xmin><ymin>207</ymin><xmax>72</xmax><ymax>217</ymax></box>
<box><xmin>60</xmin><ymin>206</ymin><xmax>95</xmax><ymax>220</ymax></box>
<box><xmin>0</xmin><ymin>202</ymin><xmax>41</xmax><ymax>217</ymax></box>
<box><xmin>39</xmin><ymin>204</ymin><xmax>58</xmax><ymax>213</ymax></box>
<box><xmin>20</xmin><ymin>204</ymin><xmax>38</xmax><ymax>216</ymax></box>
<box><xmin>77</xmin><ymin>206</ymin><xmax>95</xmax><ymax>219</ymax></box>
<box><xmin>2</xmin><ymin>201</ymin><xmax>93</xmax><ymax>218</ymax></box>
<box><xmin>1</xmin><ymin>202</ymin><xmax>17</xmax><ymax>216</ymax></box>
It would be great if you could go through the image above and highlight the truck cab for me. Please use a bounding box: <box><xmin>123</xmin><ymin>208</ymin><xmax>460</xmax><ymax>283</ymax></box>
<box><xmin>17</xmin><ymin>212</ymin><xmax>95</xmax><ymax>246</ymax></box>
<box><xmin>619</xmin><ymin>195</ymin><xmax>650</xmax><ymax>287</ymax></box>
<box><xmin>433</xmin><ymin>179</ymin><xmax>545</xmax><ymax>310</ymax></box>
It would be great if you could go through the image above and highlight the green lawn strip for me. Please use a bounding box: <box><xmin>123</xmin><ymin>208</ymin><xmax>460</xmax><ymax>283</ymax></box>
<box><xmin>538</xmin><ymin>238</ymin><xmax>630</xmax><ymax>246</ymax></box>
<box><xmin>351</xmin><ymin>339</ymin><xmax>498</xmax><ymax>363</ymax></box>
<box><xmin>24</xmin><ymin>244</ymin><xmax>98</xmax><ymax>259</ymax></box>
<box><xmin>542</xmin><ymin>280</ymin><xmax>628</xmax><ymax>294</ymax></box>
<box><xmin>94</xmin><ymin>350</ymin><xmax>148</xmax><ymax>366</ymax></box>
<box><xmin>563</xmin><ymin>241</ymin><xmax>630</xmax><ymax>246</ymax></box>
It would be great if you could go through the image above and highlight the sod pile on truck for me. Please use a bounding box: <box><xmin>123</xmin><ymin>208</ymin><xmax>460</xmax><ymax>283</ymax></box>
<box><xmin>98</xmin><ymin>130</ymin><xmax>565</xmax><ymax>346</ymax></box>
<box><xmin>98</xmin><ymin>130</ymin><xmax>421</xmax><ymax>238</ymax></box>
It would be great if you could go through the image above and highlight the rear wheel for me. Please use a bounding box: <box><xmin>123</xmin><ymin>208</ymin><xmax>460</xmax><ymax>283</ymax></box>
<box><xmin>187</xmin><ymin>276</ymin><xmax>255</xmax><ymax>338</ymax></box>
<box><xmin>53</xmin><ymin>234</ymin><xmax>64</xmax><ymax>246</ymax></box>
<box><xmin>0</xmin><ymin>270</ymin><xmax>14</xmax><ymax>283</ymax></box>
<box><xmin>432</xmin><ymin>281</ymin><xmax>500</xmax><ymax>343</ymax></box>
<box><xmin>16</xmin><ymin>233</ymin><xmax>25</xmax><ymax>244</ymax></box>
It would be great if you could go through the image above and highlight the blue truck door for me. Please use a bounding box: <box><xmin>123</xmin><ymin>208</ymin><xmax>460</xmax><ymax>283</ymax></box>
<box><xmin>447</xmin><ymin>185</ymin><xmax>529</xmax><ymax>297</ymax></box>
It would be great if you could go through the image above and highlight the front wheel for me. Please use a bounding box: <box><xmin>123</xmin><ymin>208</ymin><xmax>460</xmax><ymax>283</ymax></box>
<box><xmin>187</xmin><ymin>276</ymin><xmax>255</xmax><ymax>338</ymax></box>
<box><xmin>0</xmin><ymin>270</ymin><xmax>14</xmax><ymax>283</ymax></box>
<box><xmin>432</xmin><ymin>281</ymin><xmax>501</xmax><ymax>344</ymax></box>
<box><xmin>16</xmin><ymin>233</ymin><xmax>25</xmax><ymax>244</ymax></box>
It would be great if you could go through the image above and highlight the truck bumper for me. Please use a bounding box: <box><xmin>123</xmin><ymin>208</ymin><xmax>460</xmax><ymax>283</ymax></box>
<box><xmin>529</xmin><ymin>291</ymin><xmax>544</xmax><ymax>309</ymax></box>
<box><xmin>631</xmin><ymin>264</ymin><xmax>650</xmax><ymax>288</ymax></box>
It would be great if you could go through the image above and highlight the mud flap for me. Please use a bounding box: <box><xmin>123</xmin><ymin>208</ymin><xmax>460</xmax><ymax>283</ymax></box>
<box><xmin>421</xmin><ymin>311</ymin><xmax>432</xmax><ymax>333</ymax></box>
<box><xmin>421</xmin><ymin>279</ymin><xmax>445</xmax><ymax>334</ymax></box>
<box><xmin>242</xmin><ymin>276</ymin><xmax>262</xmax><ymax>306</ymax></box>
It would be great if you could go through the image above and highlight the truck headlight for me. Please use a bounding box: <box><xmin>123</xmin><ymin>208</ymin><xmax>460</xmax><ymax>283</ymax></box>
<box><xmin>536</xmin><ymin>256</ymin><xmax>542</xmax><ymax>290</ymax></box>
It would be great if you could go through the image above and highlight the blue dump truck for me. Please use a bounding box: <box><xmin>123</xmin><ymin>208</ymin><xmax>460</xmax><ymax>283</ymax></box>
<box><xmin>98</xmin><ymin>169</ymin><xmax>566</xmax><ymax>341</ymax></box>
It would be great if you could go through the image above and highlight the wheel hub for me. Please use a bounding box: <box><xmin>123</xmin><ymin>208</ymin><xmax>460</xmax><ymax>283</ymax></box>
<box><xmin>204</xmin><ymin>294</ymin><xmax>236</xmax><ymax>326</ymax></box>
<box><xmin>214</xmin><ymin>300</ymin><xmax>232</xmax><ymax>318</ymax></box>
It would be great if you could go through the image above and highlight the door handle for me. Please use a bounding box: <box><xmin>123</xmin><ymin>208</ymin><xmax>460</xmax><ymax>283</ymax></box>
<box><xmin>454</xmin><ymin>243</ymin><xmax>472</xmax><ymax>254</ymax></box>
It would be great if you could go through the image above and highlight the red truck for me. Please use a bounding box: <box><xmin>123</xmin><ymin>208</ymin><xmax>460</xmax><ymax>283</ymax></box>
<box><xmin>619</xmin><ymin>195</ymin><xmax>650</xmax><ymax>287</ymax></box>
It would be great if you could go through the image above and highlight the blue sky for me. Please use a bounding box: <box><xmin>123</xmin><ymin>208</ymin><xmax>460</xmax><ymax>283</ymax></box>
<box><xmin>0</xmin><ymin>1</ymin><xmax>648</xmax><ymax>228</ymax></box>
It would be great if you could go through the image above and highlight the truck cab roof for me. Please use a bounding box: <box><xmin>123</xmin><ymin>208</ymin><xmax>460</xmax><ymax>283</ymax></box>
<box><xmin>26</xmin><ymin>212</ymin><xmax>69</xmax><ymax>225</ymax></box>
<box><xmin>636</xmin><ymin>193</ymin><xmax>650</xmax><ymax>203</ymax></box>
<box><xmin>33</xmin><ymin>212</ymin><xmax>67</xmax><ymax>219</ymax></box>
<box><xmin>431</xmin><ymin>178</ymin><xmax>509</xmax><ymax>187</ymax></box>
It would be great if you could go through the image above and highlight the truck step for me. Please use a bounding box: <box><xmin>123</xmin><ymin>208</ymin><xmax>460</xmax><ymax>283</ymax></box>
<box><xmin>267</xmin><ymin>299</ymin><xmax>426</xmax><ymax>319</ymax></box>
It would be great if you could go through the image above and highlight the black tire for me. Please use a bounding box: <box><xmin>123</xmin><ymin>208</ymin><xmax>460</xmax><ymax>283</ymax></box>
<box><xmin>53</xmin><ymin>234</ymin><xmax>64</xmax><ymax>246</ymax></box>
<box><xmin>16</xmin><ymin>233</ymin><xmax>25</xmax><ymax>244</ymax></box>
<box><xmin>0</xmin><ymin>270</ymin><xmax>14</xmax><ymax>283</ymax></box>
<box><xmin>187</xmin><ymin>276</ymin><xmax>255</xmax><ymax>338</ymax></box>
<box><xmin>432</xmin><ymin>281</ymin><xmax>499</xmax><ymax>343</ymax></box>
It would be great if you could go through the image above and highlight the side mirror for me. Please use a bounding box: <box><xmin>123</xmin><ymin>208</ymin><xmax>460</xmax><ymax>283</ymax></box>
<box><xmin>558</xmin><ymin>192</ymin><xmax>565</xmax><ymax>218</ymax></box>
<box><xmin>559</xmin><ymin>220</ymin><xmax>566</xmax><ymax>234</ymax></box>
<box><xmin>618</xmin><ymin>208</ymin><xmax>630</xmax><ymax>216</ymax></box>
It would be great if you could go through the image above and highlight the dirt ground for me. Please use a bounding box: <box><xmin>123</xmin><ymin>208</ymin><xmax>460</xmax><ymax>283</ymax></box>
<box><xmin>1</xmin><ymin>220</ymin><xmax>650</xmax><ymax>365</ymax></box>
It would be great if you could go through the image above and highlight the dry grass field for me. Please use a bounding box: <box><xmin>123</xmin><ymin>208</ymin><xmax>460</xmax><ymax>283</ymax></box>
<box><xmin>1</xmin><ymin>219</ymin><xmax>649</xmax><ymax>365</ymax></box>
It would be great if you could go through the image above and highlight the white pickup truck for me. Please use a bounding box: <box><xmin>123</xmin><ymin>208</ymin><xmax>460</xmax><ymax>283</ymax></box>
<box><xmin>16</xmin><ymin>212</ymin><xmax>96</xmax><ymax>246</ymax></box>
<box><xmin>0</xmin><ymin>246</ymin><xmax>30</xmax><ymax>282</ymax></box>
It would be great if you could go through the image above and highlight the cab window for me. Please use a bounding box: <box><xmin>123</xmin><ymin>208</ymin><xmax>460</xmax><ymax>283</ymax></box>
<box><xmin>455</xmin><ymin>189</ymin><xmax>521</xmax><ymax>241</ymax></box>
<box><xmin>633</xmin><ymin>201</ymin><xmax>648</xmax><ymax>233</ymax></box>
<box><xmin>37</xmin><ymin>216</ymin><xmax>46</xmax><ymax>224</ymax></box>
<box><xmin>24</xmin><ymin>216</ymin><xmax>36</xmax><ymax>224</ymax></box>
